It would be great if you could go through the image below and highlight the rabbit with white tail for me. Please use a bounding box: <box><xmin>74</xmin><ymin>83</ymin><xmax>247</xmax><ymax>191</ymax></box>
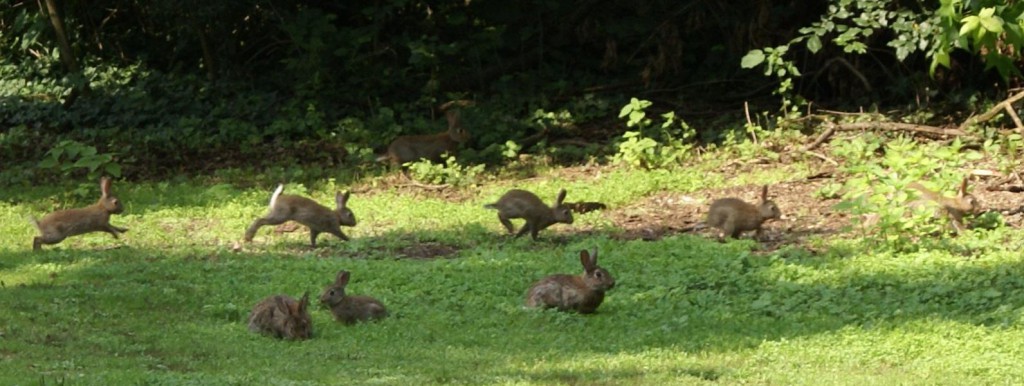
<box><xmin>244</xmin><ymin>184</ymin><xmax>356</xmax><ymax>247</ymax></box>
<box><xmin>320</xmin><ymin>270</ymin><xmax>389</xmax><ymax>325</ymax></box>
<box><xmin>484</xmin><ymin>188</ymin><xmax>573</xmax><ymax>240</ymax></box>
<box><xmin>377</xmin><ymin>109</ymin><xmax>471</xmax><ymax>167</ymax></box>
<box><xmin>31</xmin><ymin>176</ymin><xmax>128</xmax><ymax>251</ymax></box>
<box><xmin>525</xmin><ymin>248</ymin><xmax>615</xmax><ymax>314</ymax></box>
<box><xmin>706</xmin><ymin>185</ymin><xmax>781</xmax><ymax>240</ymax></box>
<box><xmin>247</xmin><ymin>292</ymin><xmax>313</xmax><ymax>340</ymax></box>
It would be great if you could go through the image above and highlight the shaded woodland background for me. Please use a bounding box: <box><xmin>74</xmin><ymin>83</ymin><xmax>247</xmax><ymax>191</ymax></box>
<box><xmin>1</xmin><ymin>0</ymin><xmax>1021</xmax><ymax>183</ymax></box>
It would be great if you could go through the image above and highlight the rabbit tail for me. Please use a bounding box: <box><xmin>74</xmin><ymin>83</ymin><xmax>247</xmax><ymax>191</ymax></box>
<box><xmin>269</xmin><ymin>184</ymin><xmax>284</xmax><ymax>209</ymax></box>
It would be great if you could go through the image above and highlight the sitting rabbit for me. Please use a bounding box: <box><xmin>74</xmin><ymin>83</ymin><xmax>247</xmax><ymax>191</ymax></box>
<box><xmin>484</xmin><ymin>188</ymin><xmax>573</xmax><ymax>240</ymax></box>
<box><xmin>525</xmin><ymin>248</ymin><xmax>615</xmax><ymax>314</ymax></box>
<box><xmin>706</xmin><ymin>185</ymin><xmax>781</xmax><ymax>240</ymax></box>
<box><xmin>319</xmin><ymin>270</ymin><xmax>389</xmax><ymax>325</ymax></box>
<box><xmin>31</xmin><ymin>176</ymin><xmax>128</xmax><ymax>251</ymax></box>
<box><xmin>377</xmin><ymin>109</ymin><xmax>471</xmax><ymax>167</ymax></box>
<box><xmin>244</xmin><ymin>184</ymin><xmax>356</xmax><ymax>247</ymax></box>
<box><xmin>247</xmin><ymin>292</ymin><xmax>313</xmax><ymax>340</ymax></box>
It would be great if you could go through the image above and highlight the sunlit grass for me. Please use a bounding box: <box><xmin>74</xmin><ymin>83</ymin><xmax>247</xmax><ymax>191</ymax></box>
<box><xmin>2</xmin><ymin>163</ymin><xmax>1024</xmax><ymax>385</ymax></box>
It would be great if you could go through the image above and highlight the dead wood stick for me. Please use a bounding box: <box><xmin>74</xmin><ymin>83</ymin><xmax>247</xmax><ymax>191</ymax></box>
<box><xmin>832</xmin><ymin>121</ymin><xmax>967</xmax><ymax>137</ymax></box>
<box><xmin>801</xmin><ymin>150</ymin><xmax>839</xmax><ymax>166</ymax></box>
<box><xmin>1006</xmin><ymin>105</ymin><xmax>1024</xmax><ymax>134</ymax></box>
<box><xmin>803</xmin><ymin>123</ymin><xmax>837</xmax><ymax>150</ymax></box>
<box><xmin>958</xmin><ymin>89</ymin><xmax>1024</xmax><ymax>132</ymax></box>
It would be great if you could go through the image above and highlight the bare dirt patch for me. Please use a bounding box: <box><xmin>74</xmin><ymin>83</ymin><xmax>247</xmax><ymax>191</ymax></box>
<box><xmin>351</xmin><ymin>173</ymin><xmax>479</xmax><ymax>203</ymax></box>
<box><xmin>598</xmin><ymin>173</ymin><xmax>1023</xmax><ymax>250</ymax></box>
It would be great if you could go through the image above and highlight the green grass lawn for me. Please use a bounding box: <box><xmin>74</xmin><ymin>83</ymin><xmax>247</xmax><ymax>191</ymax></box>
<box><xmin>3</xmin><ymin>164</ymin><xmax>1024</xmax><ymax>385</ymax></box>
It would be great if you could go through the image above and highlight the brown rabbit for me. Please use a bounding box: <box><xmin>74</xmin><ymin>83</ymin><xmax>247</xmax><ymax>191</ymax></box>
<box><xmin>31</xmin><ymin>176</ymin><xmax>128</xmax><ymax>251</ymax></box>
<box><xmin>377</xmin><ymin>109</ymin><xmax>471</xmax><ymax>167</ymax></box>
<box><xmin>706</xmin><ymin>185</ymin><xmax>782</xmax><ymax>240</ymax></box>
<box><xmin>244</xmin><ymin>184</ymin><xmax>356</xmax><ymax>247</ymax></box>
<box><xmin>909</xmin><ymin>177</ymin><xmax>980</xmax><ymax>233</ymax></box>
<box><xmin>525</xmin><ymin>248</ymin><xmax>615</xmax><ymax>314</ymax></box>
<box><xmin>320</xmin><ymin>270</ymin><xmax>389</xmax><ymax>325</ymax></box>
<box><xmin>247</xmin><ymin>292</ymin><xmax>313</xmax><ymax>340</ymax></box>
<box><xmin>484</xmin><ymin>188</ymin><xmax>574</xmax><ymax>240</ymax></box>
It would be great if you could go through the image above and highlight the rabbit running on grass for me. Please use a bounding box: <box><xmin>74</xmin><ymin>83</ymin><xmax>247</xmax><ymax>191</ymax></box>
<box><xmin>244</xmin><ymin>184</ymin><xmax>356</xmax><ymax>247</ymax></box>
<box><xmin>706</xmin><ymin>185</ymin><xmax>782</xmax><ymax>240</ymax></box>
<box><xmin>31</xmin><ymin>176</ymin><xmax>128</xmax><ymax>251</ymax></box>
<box><xmin>320</xmin><ymin>270</ymin><xmax>389</xmax><ymax>325</ymax></box>
<box><xmin>247</xmin><ymin>292</ymin><xmax>313</xmax><ymax>340</ymax></box>
<box><xmin>377</xmin><ymin>109</ymin><xmax>471</xmax><ymax>167</ymax></box>
<box><xmin>909</xmin><ymin>177</ymin><xmax>980</xmax><ymax>234</ymax></box>
<box><xmin>484</xmin><ymin>188</ymin><xmax>573</xmax><ymax>240</ymax></box>
<box><xmin>525</xmin><ymin>248</ymin><xmax>615</xmax><ymax>314</ymax></box>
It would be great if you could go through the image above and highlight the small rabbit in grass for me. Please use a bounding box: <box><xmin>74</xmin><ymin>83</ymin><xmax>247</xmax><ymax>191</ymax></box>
<box><xmin>244</xmin><ymin>184</ymin><xmax>356</xmax><ymax>247</ymax></box>
<box><xmin>525</xmin><ymin>248</ymin><xmax>615</xmax><ymax>314</ymax></box>
<box><xmin>247</xmin><ymin>292</ymin><xmax>313</xmax><ymax>340</ymax></box>
<box><xmin>377</xmin><ymin>109</ymin><xmax>471</xmax><ymax>167</ymax></box>
<box><xmin>706</xmin><ymin>185</ymin><xmax>782</xmax><ymax>240</ymax></box>
<box><xmin>31</xmin><ymin>176</ymin><xmax>128</xmax><ymax>251</ymax></box>
<box><xmin>484</xmin><ymin>188</ymin><xmax>573</xmax><ymax>240</ymax></box>
<box><xmin>909</xmin><ymin>177</ymin><xmax>980</xmax><ymax>233</ymax></box>
<box><xmin>320</xmin><ymin>270</ymin><xmax>389</xmax><ymax>325</ymax></box>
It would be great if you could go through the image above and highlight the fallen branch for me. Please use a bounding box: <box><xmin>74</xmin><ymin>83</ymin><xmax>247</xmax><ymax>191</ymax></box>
<box><xmin>550</xmin><ymin>138</ymin><xmax>595</xmax><ymax>147</ymax></box>
<box><xmin>829</xmin><ymin>121</ymin><xmax>967</xmax><ymax>137</ymax></box>
<box><xmin>399</xmin><ymin>180</ymin><xmax>450</xmax><ymax>191</ymax></box>
<box><xmin>803</xmin><ymin>124</ymin><xmax>837</xmax><ymax>151</ymax></box>
<box><xmin>800</xmin><ymin>150</ymin><xmax>839</xmax><ymax>166</ymax></box>
<box><xmin>958</xmin><ymin>89</ymin><xmax>1024</xmax><ymax>133</ymax></box>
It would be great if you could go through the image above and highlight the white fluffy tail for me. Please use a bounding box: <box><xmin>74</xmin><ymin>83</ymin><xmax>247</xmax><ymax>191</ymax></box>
<box><xmin>375</xmin><ymin>154</ymin><xmax>390</xmax><ymax>162</ymax></box>
<box><xmin>269</xmin><ymin>184</ymin><xmax>284</xmax><ymax>208</ymax></box>
<box><xmin>27</xmin><ymin>215</ymin><xmax>40</xmax><ymax>230</ymax></box>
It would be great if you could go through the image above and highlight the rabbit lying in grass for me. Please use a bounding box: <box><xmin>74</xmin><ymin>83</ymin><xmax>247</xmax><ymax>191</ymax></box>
<box><xmin>706</xmin><ymin>185</ymin><xmax>781</xmax><ymax>240</ymax></box>
<box><xmin>909</xmin><ymin>177</ymin><xmax>980</xmax><ymax>234</ymax></box>
<box><xmin>525</xmin><ymin>248</ymin><xmax>615</xmax><ymax>314</ymax></box>
<box><xmin>484</xmin><ymin>188</ymin><xmax>573</xmax><ymax>240</ymax></box>
<box><xmin>31</xmin><ymin>176</ymin><xmax>128</xmax><ymax>251</ymax></box>
<box><xmin>244</xmin><ymin>184</ymin><xmax>356</xmax><ymax>247</ymax></box>
<box><xmin>377</xmin><ymin>109</ymin><xmax>471</xmax><ymax>167</ymax></box>
<box><xmin>320</xmin><ymin>270</ymin><xmax>388</xmax><ymax>325</ymax></box>
<box><xmin>247</xmin><ymin>292</ymin><xmax>313</xmax><ymax>340</ymax></box>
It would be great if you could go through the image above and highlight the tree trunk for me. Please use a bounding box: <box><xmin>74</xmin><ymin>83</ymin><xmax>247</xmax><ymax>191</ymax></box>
<box><xmin>42</xmin><ymin>0</ymin><xmax>91</xmax><ymax>107</ymax></box>
<box><xmin>197</xmin><ymin>25</ymin><xmax>216</xmax><ymax>81</ymax></box>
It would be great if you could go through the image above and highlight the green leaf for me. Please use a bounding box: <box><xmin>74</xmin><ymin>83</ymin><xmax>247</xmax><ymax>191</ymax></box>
<box><xmin>979</xmin><ymin>14</ymin><xmax>1004</xmax><ymax>33</ymax></box>
<box><xmin>38</xmin><ymin>157</ymin><xmax>58</xmax><ymax>169</ymax></box>
<box><xmin>105</xmin><ymin>163</ymin><xmax>122</xmax><ymax>177</ymax></box>
<box><xmin>740</xmin><ymin>50</ymin><xmax>765</xmax><ymax>69</ymax></box>
<box><xmin>960</xmin><ymin>16</ymin><xmax>980</xmax><ymax>36</ymax></box>
<box><xmin>807</xmin><ymin>35</ymin><xmax>822</xmax><ymax>53</ymax></box>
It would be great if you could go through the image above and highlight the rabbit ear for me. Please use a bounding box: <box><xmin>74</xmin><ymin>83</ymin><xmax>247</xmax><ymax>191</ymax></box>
<box><xmin>760</xmin><ymin>185</ymin><xmax>769</xmax><ymax>202</ymax></box>
<box><xmin>335</xmin><ymin>270</ymin><xmax>350</xmax><ymax>286</ymax></box>
<box><xmin>100</xmin><ymin>177</ymin><xmax>113</xmax><ymax>197</ymax></box>
<box><xmin>446</xmin><ymin>109</ymin><xmax>461</xmax><ymax>129</ymax></box>
<box><xmin>298</xmin><ymin>292</ymin><xmax>310</xmax><ymax>313</ymax></box>
<box><xmin>580</xmin><ymin>249</ymin><xmax>596</xmax><ymax>272</ymax></box>
<box><xmin>555</xmin><ymin>189</ymin><xmax>567</xmax><ymax>206</ymax></box>
<box><xmin>336</xmin><ymin>191</ymin><xmax>350</xmax><ymax>208</ymax></box>
<box><xmin>274</xmin><ymin>296</ymin><xmax>289</xmax><ymax>313</ymax></box>
<box><xmin>958</xmin><ymin>177</ymin><xmax>969</xmax><ymax>198</ymax></box>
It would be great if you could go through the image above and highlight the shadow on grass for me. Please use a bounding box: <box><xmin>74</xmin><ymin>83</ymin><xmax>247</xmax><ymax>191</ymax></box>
<box><xmin>2</xmin><ymin>226</ymin><xmax>1024</xmax><ymax>377</ymax></box>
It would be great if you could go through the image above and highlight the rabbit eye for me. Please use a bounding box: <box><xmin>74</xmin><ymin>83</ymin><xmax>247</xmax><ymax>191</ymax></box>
<box><xmin>595</xmin><ymin>271</ymin><xmax>603</xmax><ymax>278</ymax></box>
